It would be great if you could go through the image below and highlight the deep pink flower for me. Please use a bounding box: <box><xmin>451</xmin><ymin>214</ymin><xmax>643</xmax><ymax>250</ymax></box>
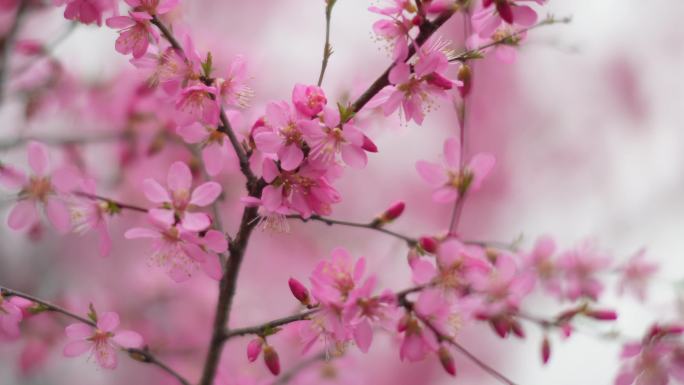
<box><xmin>107</xmin><ymin>12</ymin><xmax>159</xmax><ymax>59</ymax></box>
<box><xmin>310</xmin><ymin>247</ymin><xmax>366</xmax><ymax>306</ymax></box>
<box><xmin>54</xmin><ymin>0</ymin><xmax>111</xmax><ymax>26</ymax></box>
<box><xmin>63</xmin><ymin>312</ymin><xmax>143</xmax><ymax>369</ymax></box>
<box><xmin>292</xmin><ymin>84</ymin><xmax>327</xmax><ymax>117</ymax></box>
<box><xmin>143</xmin><ymin>161</ymin><xmax>221</xmax><ymax>231</ymax></box>
<box><xmin>2</xmin><ymin>141</ymin><xmax>78</xmax><ymax>234</ymax></box>
<box><xmin>472</xmin><ymin>0</ymin><xmax>545</xmax><ymax>39</ymax></box>
<box><xmin>343</xmin><ymin>276</ymin><xmax>397</xmax><ymax>353</ymax></box>
<box><xmin>253</xmin><ymin>101</ymin><xmax>319</xmax><ymax>171</ymax></box>
<box><xmin>305</xmin><ymin>106</ymin><xmax>372</xmax><ymax>169</ymax></box>
<box><xmin>0</xmin><ymin>293</ymin><xmax>22</xmax><ymax>339</ymax></box>
<box><xmin>416</xmin><ymin>137</ymin><xmax>495</xmax><ymax>203</ymax></box>
<box><xmin>369</xmin><ymin>1</ymin><xmax>415</xmax><ymax>60</ymax></box>
<box><xmin>124</xmin><ymin>219</ymin><xmax>225</xmax><ymax>282</ymax></box>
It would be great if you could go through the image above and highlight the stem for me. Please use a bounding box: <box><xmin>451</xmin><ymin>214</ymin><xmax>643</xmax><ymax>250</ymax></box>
<box><xmin>350</xmin><ymin>10</ymin><xmax>456</xmax><ymax>116</ymax></box>
<box><xmin>74</xmin><ymin>191</ymin><xmax>149</xmax><ymax>213</ymax></box>
<box><xmin>224</xmin><ymin>309</ymin><xmax>318</xmax><ymax>340</ymax></box>
<box><xmin>0</xmin><ymin>286</ymin><xmax>191</xmax><ymax>385</ymax></box>
<box><xmin>316</xmin><ymin>0</ymin><xmax>336</xmax><ymax>86</ymax></box>
<box><xmin>288</xmin><ymin>214</ymin><xmax>417</xmax><ymax>246</ymax></box>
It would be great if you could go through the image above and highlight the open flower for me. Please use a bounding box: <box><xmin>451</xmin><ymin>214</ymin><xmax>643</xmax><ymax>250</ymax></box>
<box><xmin>305</xmin><ymin>106</ymin><xmax>373</xmax><ymax>169</ymax></box>
<box><xmin>107</xmin><ymin>12</ymin><xmax>160</xmax><ymax>59</ymax></box>
<box><xmin>416</xmin><ymin>137</ymin><xmax>495</xmax><ymax>203</ymax></box>
<box><xmin>69</xmin><ymin>179</ymin><xmax>112</xmax><ymax>257</ymax></box>
<box><xmin>143</xmin><ymin>161</ymin><xmax>221</xmax><ymax>232</ymax></box>
<box><xmin>63</xmin><ymin>312</ymin><xmax>143</xmax><ymax>369</ymax></box>
<box><xmin>54</xmin><ymin>0</ymin><xmax>112</xmax><ymax>26</ymax></box>
<box><xmin>2</xmin><ymin>141</ymin><xmax>78</xmax><ymax>234</ymax></box>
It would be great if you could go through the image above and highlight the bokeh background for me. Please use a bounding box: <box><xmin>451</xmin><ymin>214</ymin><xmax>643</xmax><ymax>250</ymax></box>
<box><xmin>1</xmin><ymin>1</ymin><xmax>684</xmax><ymax>384</ymax></box>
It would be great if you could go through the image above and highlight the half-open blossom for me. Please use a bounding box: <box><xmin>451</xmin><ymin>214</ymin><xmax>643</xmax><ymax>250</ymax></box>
<box><xmin>292</xmin><ymin>84</ymin><xmax>327</xmax><ymax>117</ymax></box>
<box><xmin>2</xmin><ymin>141</ymin><xmax>78</xmax><ymax>234</ymax></box>
<box><xmin>124</xmin><ymin>219</ymin><xmax>225</xmax><ymax>282</ymax></box>
<box><xmin>107</xmin><ymin>12</ymin><xmax>159</xmax><ymax>59</ymax></box>
<box><xmin>472</xmin><ymin>0</ymin><xmax>545</xmax><ymax>39</ymax></box>
<box><xmin>63</xmin><ymin>312</ymin><xmax>143</xmax><ymax>369</ymax></box>
<box><xmin>416</xmin><ymin>137</ymin><xmax>495</xmax><ymax>203</ymax></box>
<box><xmin>0</xmin><ymin>293</ymin><xmax>23</xmax><ymax>339</ymax></box>
<box><xmin>143</xmin><ymin>161</ymin><xmax>221</xmax><ymax>231</ymax></box>
<box><xmin>305</xmin><ymin>106</ymin><xmax>372</xmax><ymax>169</ymax></box>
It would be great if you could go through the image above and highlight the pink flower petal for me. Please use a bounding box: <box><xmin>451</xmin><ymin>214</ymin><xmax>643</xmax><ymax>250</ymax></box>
<box><xmin>432</xmin><ymin>187</ymin><xmax>458</xmax><ymax>204</ymax></box>
<box><xmin>190</xmin><ymin>182</ymin><xmax>222</xmax><ymax>207</ymax></box>
<box><xmin>97</xmin><ymin>312</ymin><xmax>120</xmax><ymax>332</ymax></box>
<box><xmin>443</xmin><ymin>137</ymin><xmax>461</xmax><ymax>169</ymax></box>
<box><xmin>181</xmin><ymin>212</ymin><xmax>211</xmax><ymax>232</ymax></box>
<box><xmin>143</xmin><ymin>179</ymin><xmax>171</xmax><ymax>203</ymax></box>
<box><xmin>511</xmin><ymin>5</ymin><xmax>537</xmax><ymax>26</ymax></box>
<box><xmin>124</xmin><ymin>227</ymin><xmax>161</xmax><ymax>239</ymax></box>
<box><xmin>416</xmin><ymin>161</ymin><xmax>447</xmax><ymax>187</ymax></box>
<box><xmin>254</xmin><ymin>131</ymin><xmax>282</xmax><ymax>154</ymax></box>
<box><xmin>46</xmin><ymin>197</ymin><xmax>71</xmax><ymax>233</ymax></box>
<box><xmin>201</xmin><ymin>254</ymin><xmax>223</xmax><ymax>281</ymax></box>
<box><xmin>7</xmin><ymin>200</ymin><xmax>38</xmax><ymax>230</ymax></box>
<box><xmin>112</xmin><ymin>330</ymin><xmax>143</xmax><ymax>348</ymax></box>
<box><xmin>167</xmin><ymin>161</ymin><xmax>192</xmax><ymax>192</ymax></box>
<box><xmin>341</xmin><ymin>144</ymin><xmax>367</xmax><ymax>169</ymax></box>
<box><xmin>354</xmin><ymin>319</ymin><xmax>373</xmax><ymax>353</ymax></box>
<box><xmin>63</xmin><ymin>340</ymin><xmax>91</xmax><ymax>357</ymax></box>
<box><xmin>27</xmin><ymin>141</ymin><xmax>49</xmax><ymax>175</ymax></box>
<box><xmin>279</xmin><ymin>144</ymin><xmax>304</xmax><ymax>171</ymax></box>
<box><xmin>65</xmin><ymin>323</ymin><xmax>93</xmax><ymax>339</ymax></box>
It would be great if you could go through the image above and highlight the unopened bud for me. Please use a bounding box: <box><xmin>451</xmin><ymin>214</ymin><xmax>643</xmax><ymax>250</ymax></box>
<box><xmin>288</xmin><ymin>278</ymin><xmax>310</xmax><ymax>306</ymax></box>
<box><xmin>438</xmin><ymin>346</ymin><xmax>457</xmax><ymax>376</ymax></box>
<box><xmin>263</xmin><ymin>345</ymin><xmax>281</xmax><ymax>375</ymax></box>
<box><xmin>426</xmin><ymin>72</ymin><xmax>453</xmax><ymax>91</ymax></box>
<box><xmin>511</xmin><ymin>320</ymin><xmax>525</xmax><ymax>338</ymax></box>
<box><xmin>411</xmin><ymin>15</ymin><xmax>423</xmax><ymax>26</ymax></box>
<box><xmin>585</xmin><ymin>309</ymin><xmax>618</xmax><ymax>321</ymax></box>
<box><xmin>382</xmin><ymin>201</ymin><xmax>405</xmax><ymax>222</ymax></box>
<box><xmin>247</xmin><ymin>338</ymin><xmax>263</xmax><ymax>362</ymax></box>
<box><xmin>541</xmin><ymin>337</ymin><xmax>551</xmax><ymax>364</ymax></box>
<box><xmin>457</xmin><ymin>64</ymin><xmax>472</xmax><ymax>98</ymax></box>
<box><xmin>419</xmin><ymin>236</ymin><xmax>438</xmax><ymax>254</ymax></box>
<box><xmin>496</xmin><ymin>1</ymin><xmax>514</xmax><ymax>24</ymax></box>
<box><xmin>362</xmin><ymin>135</ymin><xmax>378</xmax><ymax>153</ymax></box>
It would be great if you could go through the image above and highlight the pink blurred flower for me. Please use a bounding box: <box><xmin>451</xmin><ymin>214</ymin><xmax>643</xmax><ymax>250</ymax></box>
<box><xmin>523</xmin><ymin>235</ymin><xmax>562</xmax><ymax>296</ymax></box>
<box><xmin>218</xmin><ymin>55</ymin><xmax>253</xmax><ymax>108</ymax></box>
<box><xmin>0</xmin><ymin>293</ymin><xmax>22</xmax><ymax>339</ymax></box>
<box><xmin>176</xmin><ymin>111</ymin><xmax>241</xmax><ymax>176</ymax></box>
<box><xmin>616</xmin><ymin>325</ymin><xmax>684</xmax><ymax>385</ymax></box>
<box><xmin>107</xmin><ymin>12</ymin><xmax>160</xmax><ymax>59</ymax></box>
<box><xmin>54</xmin><ymin>0</ymin><xmax>112</xmax><ymax>26</ymax></box>
<box><xmin>369</xmin><ymin>1</ymin><xmax>415</xmax><ymax>60</ymax></box>
<box><xmin>2</xmin><ymin>141</ymin><xmax>78</xmax><ymax>234</ymax></box>
<box><xmin>467</xmin><ymin>253</ymin><xmax>535</xmax><ymax>316</ymax></box>
<box><xmin>63</xmin><ymin>312</ymin><xmax>143</xmax><ymax>369</ymax></box>
<box><xmin>416</xmin><ymin>137</ymin><xmax>495</xmax><ymax>203</ymax></box>
<box><xmin>69</xmin><ymin>179</ymin><xmax>112</xmax><ymax>257</ymax></box>
<box><xmin>472</xmin><ymin>0</ymin><xmax>545</xmax><ymax>39</ymax></box>
<box><xmin>343</xmin><ymin>276</ymin><xmax>397</xmax><ymax>353</ymax></box>
<box><xmin>175</xmin><ymin>84</ymin><xmax>221</xmax><ymax>126</ymax></box>
<box><xmin>125</xmin><ymin>0</ymin><xmax>179</xmax><ymax>15</ymax></box>
<box><xmin>557</xmin><ymin>242</ymin><xmax>612</xmax><ymax>301</ymax></box>
<box><xmin>617</xmin><ymin>248</ymin><xmax>658</xmax><ymax>301</ymax></box>
<box><xmin>311</xmin><ymin>247</ymin><xmax>366</xmax><ymax>306</ymax></box>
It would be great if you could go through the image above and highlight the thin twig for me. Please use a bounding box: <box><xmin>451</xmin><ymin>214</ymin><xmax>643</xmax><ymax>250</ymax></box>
<box><xmin>224</xmin><ymin>309</ymin><xmax>318</xmax><ymax>340</ymax></box>
<box><xmin>316</xmin><ymin>0</ymin><xmax>336</xmax><ymax>86</ymax></box>
<box><xmin>73</xmin><ymin>191</ymin><xmax>149</xmax><ymax>213</ymax></box>
<box><xmin>288</xmin><ymin>214</ymin><xmax>417</xmax><ymax>246</ymax></box>
<box><xmin>0</xmin><ymin>285</ymin><xmax>192</xmax><ymax>385</ymax></box>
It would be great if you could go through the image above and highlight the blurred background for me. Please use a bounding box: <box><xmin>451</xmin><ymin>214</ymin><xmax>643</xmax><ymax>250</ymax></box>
<box><xmin>1</xmin><ymin>0</ymin><xmax>683</xmax><ymax>384</ymax></box>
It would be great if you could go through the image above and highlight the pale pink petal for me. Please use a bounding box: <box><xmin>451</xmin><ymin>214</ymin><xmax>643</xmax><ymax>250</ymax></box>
<box><xmin>203</xmin><ymin>230</ymin><xmax>228</xmax><ymax>253</ymax></box>
<box><xmin>261</xmin><ymin>185</ymin><xmax>283</xmax><ymax>211</ymax></box>
<box><xmin>27</xmin><ymin>141</ymin><xmax>49</xmax><ymax>175</ymax></box>
<box><xmin>416</xmin><ymin>161</ymin><xmax>447</xmax><ymax>186</ymax></box>
<box><xmin>149</xmin><ymin>208</ymin><xmax>174</xmax><ymax>226</ymax></box>
<box><xmin>181</xmin><ymin>212</ymin><xmax>211</xmax><ymax>232</ymax></box>
<box><xmin>389</xmin><ymin>63</ymin><xmax>410</xmax><ymax>85</ymax></box>
<box><xmin>279</xmin><ymin>144</ymin><xmax>304</xmax><ymax>171</ymax></box>
<box><xmin>341</xmin><ymin>145</ymin><xmax>367</xmax><ymax>169</ymax></box>
<box><xmin>469</xmin><ymin>153</ymin><xmax>496</xmax><ymax>190</ymax></box>
<box><xmin>143</xmin><ymin>179</ymin><xmax>171</xmax><ymax>203</ymax></box>
<box><xmin>354</xmin><ymin>319</ymin><xmax>373</xmax><ymax>353</ymax></box>
<box><xmin>95</xmin><ymin>345</ymin><xmax>118</xmax><ymax>369</ymax></box>
<box><xmin>156</xmin><ymin>0</ymin><xmax>179</xmax><ymax>14</ymax></box>
<box><xmin>65</xmin><ymin>323</ymin><xmax>93</xmax><ymax>339</ymax></box>
<box><xmin>443</xmin><ymin>137</ymin><xmax>461</xmax><ymax>169</ymax></box>
<box><xmin>511</xmin><ymin>5</ymin><xmax>537</xmax><ymax>26</ymax></box>
<box><xmin>190</xmin><ymin>182</ymin><xmax>222</xmax><ymax>206</ymax></box>
<box><xmin>45</xmin><ymin>197</ymin><xmax>71</xmax><ymax>233</ymax></box>
<box><xmin>432</xmin><ymin>187</ymin><xmax>458</xmax><ymax>203</ymax></box>
<box><xmin>112</xmin><ymin>331</ymin><xmax>143</xmax><ymax>348</ymax></box>
<box><xmin>124</xmin><ymin>227</ymin><xmax>161</xmax><ymax>239</ymax></box>
<box><xmin>97</xmin><ymin>312</ymin><xmax>120</xmax><ymax>332</ymax></box>
<box><xmin>63</xmin><ymin>340</ymin><xmax>91</xmax><ymax>357</ymax></box>
<box><xmin>7</xmin><ymin>200</ymin><xmax>38</xmax><ymax>230</ymax></box>
<box><xmin>167</xmin><ymin>161</ymin><xmax>192</xmax><ymax>192</ymax></box>
<box><xmin>201</xmin><ymin>254</ymin><xmax>223</xmax><ymax>281</ymax></box>
<box><xmin>106</xmin><ymin>16</ymin><xmax>135</xmax><ymax>29</ymax></box>
<box><xmin>262</xmin><ymin>159</ymin><xmax>279</xmax><ymax>183</ymax></box>
<box><xmin>411</xmin><ymin>259</ymin><xmax>437</xmax><ymax>285</ymax></box>
<box><xmin>202</xmin><ymin>144</ymin><xmax>224</xmax><ymax>176</ymax></box>
<box><xmin>177</xmin><ymin>123</ymin><xmax>208</xmax><ymax>144</ymax></box>
<box><xmin>254</xmin><ymin>131</ymin><xmax>282</xmax><ymax>154</ymax></box>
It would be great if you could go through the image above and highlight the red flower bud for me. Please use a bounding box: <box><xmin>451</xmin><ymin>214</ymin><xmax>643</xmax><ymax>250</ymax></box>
<box><xmin>288</xmin><ymin>278</ymin><xmax>310</xmax><ymax>306</ymax></box>
<box><xmin>438</xmin><ymin>346</ymin><xmax>457</xmax><ymax>376</ymax></box>
<box><xmin>411</xmin><ymin>15</ymin><xmax>423</xmax><ymax>26</ymax></box>
<box><xmin>541</xmin><ymin>337</ymin><xmax>551</xmax><ymax>364</ymax></box>
<box><xmin>382</xmin><ymin>201</ymin><xmax>405</xmax><ymax>222</ymax></box>
<box><xmin>247</xmin><ymin>338</ymin><xmax>263</xmax><ymax>362</ymax></box>
<box><xmin>426</xmin><ymin>72</ymin><xmax>453</xmax><ymax>91</ymax></box>
<box><xmin>491</xmin><ymin>318</ymin><xmax>510</xmax><ymax>338</ymax></box>
<box><xmin>362</xmin><ymin>135</ymin><xmax>378</xmax><ymax>153</ymax></box>
<box><xmin>263</xmin><ymin>345</ymin><xmax>280</xmax><ymax>375</ymax></box>
<box><xmin>585</xmin><ymin>309</ymin><xmax>618</xmax><ymax>321</ymax></box>
<box><xmin>419</xmin><ymin>236</ymin><xmax>438</xmax><ymax>254</ymax></box>
<box><xmin>496</xmin><ymin>0</ymin><xmax>514</xmax><ymax>24</ymax></box>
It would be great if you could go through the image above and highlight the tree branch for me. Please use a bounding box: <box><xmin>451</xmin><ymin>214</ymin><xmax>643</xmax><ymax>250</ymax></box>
<box><xmin>316</xmin><ymin>0</ymin><xmax>336</xmax><ymax>86</ymax></box>
<box><xmin>224</xmin><ymin>309</ymin><xmax>318</xmax><ymax>340</ymax></box>
<box><xmin>0</xmin><ymin>285</ymin><xmax>192</xmax><ymax>385</ymax></box>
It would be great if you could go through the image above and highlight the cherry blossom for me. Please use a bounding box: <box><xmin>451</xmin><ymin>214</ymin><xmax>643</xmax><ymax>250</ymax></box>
<box><xmin>107</xmin><ymin>12</ymin><xmax>160</xmax><ymax>59</ymax></box>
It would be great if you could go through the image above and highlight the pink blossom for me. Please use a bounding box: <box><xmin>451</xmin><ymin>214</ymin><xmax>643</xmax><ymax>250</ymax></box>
<box><xmin>143</xmin><ymin>161</ymin><xmax>221</xmax><ymax>231</ymax></box>
<box><xmin>376</xmin><ymin>48</ymin><xmax>456</xmax><ymax>125</ymax></box>
<box><xmin>410</xmin><ymin>239</ymin><xmax>487</xmax><ymax>291</ymax></box>
<box><xmin>107</xmin><ymin>12</ymin><xmax>159</xmax><ymax>59</ymax></box>
<box><xmin>617</xmin><ymin>248</ymin><xmax>658</xmax><ymax>301</ymax></box>
<box><xmin>175</xmin><ymin>84</ymin><xmax>221</xmax><ymax>126</ymax></box>
<box><xmin>124</xmin><ymin>218</ymin><xmax>226</xmax><ymax>282</ymax></box>
<box><xmin>292</xmin><ymin>84</ymin><xmax>327</xmax><ymax>117</ymax></box>
<box><xmin>254</xmin><ymin>101</ymin><xmax>319</xmax><ymax>171</ymax></box>
<box><xmin>68</xmin><ymin>179</ymin><xmax>112</xmax><ymax>257</ymax></box>
<box><xmin>2</xmin><ymin>141</ymin><xmax>78</xmax><ymax>234</ymax></box>
<box><xmin>133</xmin><ymin>43</ymin><xmax>199</xmax><ymax>95</ymax></box>
<box><xmin>523</xmin><ymin>235</ymin><xmax>562</xmax><ymax>296</ymax></box>
<box><xmin>259</xmin><ymin>158</ymin><xmax>341</xmax><ymax>218</ymax></box>
<box><xmin>305</xmin><ymin>106</ymin><xmax>372</xmax><ymax>169</ymax></box>
<box><xmin>176</xmin><ymin>111</ymin><xmax>241</xmax><ymax>176</ymax></box>
<box><xmin>218</xmin><ymin>55</ymin><xmax>253</xmax><ymax>108</ymax></box>
<box><xmin>557</xmin><ymin>242</ymin><xmax>612</xmax><ymax>301</ymax></box>
<box><xmin>616</xmin><ymin>325</ymin><xmax>684</xmax><ymax>385</ymax></box>
<box><xmin>54</xmin><ymin>0</ymin><xmax>112</xmax><ymax>26</ymax></box>
<box><xmin>416</xmin><ymin>137</ymin><xmax>495</xmax><ymax>203</ymax></box>
<box><xmin>310</xmin><ymin>247</ymin><xmax>366</xmax><ymax>306</ymax></box>
<box><xmin>63</xmin><ymin>312</ymin><xmax>143</xmax><ymax>369</ymax></box>
<box><xmin>0</xmin><ymin>293</ymin><xmax>22</xmax><ymax>339</ymax></box>
<box><xmin>397</xmin><ymin>290</ymin><xmax>446</xmax><ymax>362</ymax></box>
<box><xmin>369</xmin><ymin>1</ymin><xmax>415</xmax><ymax>60</ymax></box>
<box><xmin>472</xmin><ymin>0</ymin><xmax>545</xmax><ymax>39</ymax></box>
<box><xmin>343</xmin><ymin>276</ymin><xmax>397</xmax><ymax>353</ymax></box>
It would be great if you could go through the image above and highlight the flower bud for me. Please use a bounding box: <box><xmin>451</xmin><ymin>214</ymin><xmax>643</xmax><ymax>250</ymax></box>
<box><xmin>585</xmin><ymin>309</ymin><xmax>618</xmax><ymax>321</ymax></box>
<box><xmin>496</xmin><ymin>1</ymin><xmax>514</xmax><ymax>24</ymax></box>
<box><xmin>426</xmin><ymin>72</ymin><xmax>453</xmax><ymax>91</ymax></box>
<box><xmin>411</xmin><ymin>15</ymin><xmax>423</xmax><ymax>26</ymax></box>
<box><xmin>457</xmin><ymin>64</ymin><xmax>472</xmax><ymax>98</ymax></box>
<box><xmin>263</xmin><ymin>345</ymin><xmax>281</xmax><ymax>375</ymax></box>
<box><xmin>541</xmin><ymin>337</ymin><xmax>551</xmax><ymax>364</ymax></box>
<box><xmin>511</xmin><ymin>320</ymin><xmax>525</xmax><ymax>338</ymax></box>
<box><xmin>247</xmin><ymin>338</ymin><xmax>263</xmax><ymax>362</ymax></box>
<box><xmin>288</xmin><ymin>278</ymin><xmax>310</xmax><ymax>306</ymax></box>
<box><xmin>362</xmin><ymin>135</ymin><xmax>378</xmax><ymax>153</ymax></box>
<box><xmin>438</xmin><ymin>346</ymin><xmax>457</xmax><ymax>376</ymax></box>
<box><xmin>382</xmin><ymin>201</ymin><xmax>405</xmax><ymax>222</ymax></box>
<box><xmin>419</xmin><ymin>236</ymin><xmax>438</xmax><ymax>254</ymax></box>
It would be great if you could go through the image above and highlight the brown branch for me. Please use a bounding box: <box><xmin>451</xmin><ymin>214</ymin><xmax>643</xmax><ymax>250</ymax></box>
<box><xmin>224</xmin><ymin>309</ymin><xmax>318</xmax><ymax>340</ymax></box>
<box><xmin>288</xmin><ymin>214</ymin><xmax>418</xmax><ymax>246</ymax></box>
<box><xmin>74</xmin><ymin>191</ymin><xmax>149</xmax><ymax>213</ymax></box>
<box><xmin>0</xmin><ymin>285</ymin><xmax>191</xmax><ymax>385</ymax></box>
<box><xmin>316</xmin><ymin>0</ymin><xmax>336</xmax><ymax>86</ymax></box>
